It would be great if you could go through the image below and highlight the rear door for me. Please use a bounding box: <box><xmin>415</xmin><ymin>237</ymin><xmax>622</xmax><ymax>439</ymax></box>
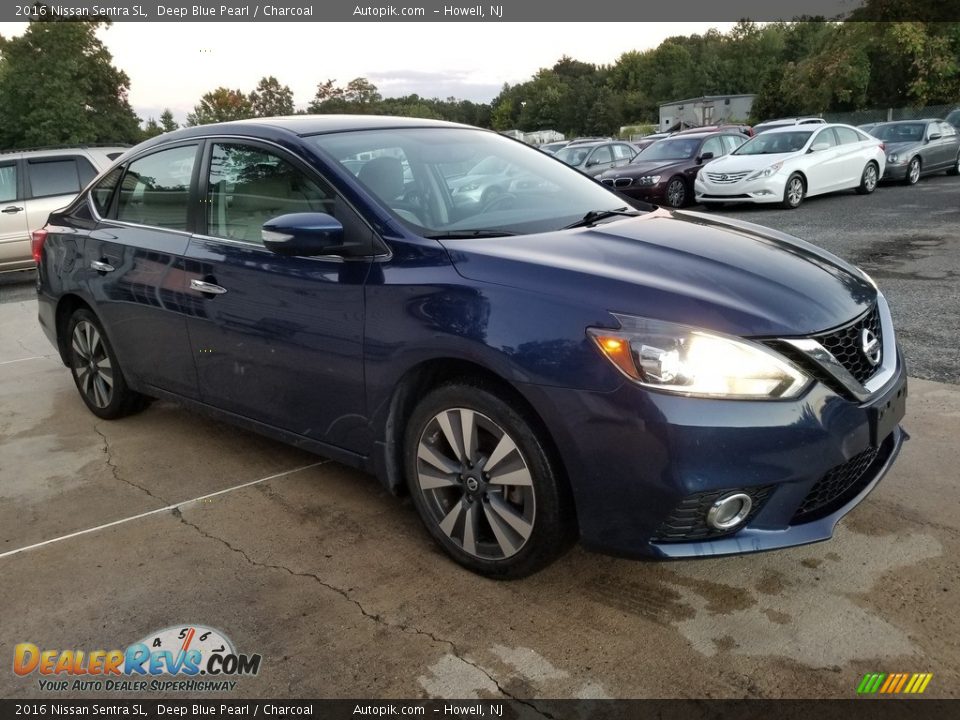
<box><xmin>182</xmin><ymin>140</ymin><xmax>374</xmax><ymax>452</ymax></box>
<box><xmin>84</xmin><ymin>143</ymin><xmax>202</xmax><ymax>398</ymax></box>
<box><xmin>833</xmin><ymin>126</ymin><xmax>873</xmax><ymax>187</ymax></box>
<box><xmin>0</xmin><ymin>159</ymin><xmax>29</xmax><ymax>271</ymax></box>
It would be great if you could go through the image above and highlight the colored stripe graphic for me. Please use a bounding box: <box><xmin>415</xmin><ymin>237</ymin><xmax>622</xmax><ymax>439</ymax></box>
<box><xmin>857</xmin><ymin>672</ymin><xmax>932</xmax><ymax>694</ymax></box>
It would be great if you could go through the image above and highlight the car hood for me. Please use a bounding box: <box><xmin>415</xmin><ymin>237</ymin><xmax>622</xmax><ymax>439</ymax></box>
<box><xmin>440</xmin><ymin>208</ymin><xmax>876</xmax><ymax>337</ymax></box>
<box><xmin>883</xmin><ymin>140</ymin><xmax>923</xmax><ymax>154</ymax></box>
<box><xmin>601</xmin><ymin>159</ymin><xmax>692</xmax><ymax>179</ymax></box>
<box><xmin>705</xmin><ymin>152</ymin><xmax>799</xmax><ymax>172</ymax></box>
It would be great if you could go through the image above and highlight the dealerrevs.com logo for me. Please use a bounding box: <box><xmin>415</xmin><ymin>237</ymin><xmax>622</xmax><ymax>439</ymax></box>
<box><xmin>14</xmin><ymin>625</ymin><xmax>262</xmax><ymax>692</ymax></box>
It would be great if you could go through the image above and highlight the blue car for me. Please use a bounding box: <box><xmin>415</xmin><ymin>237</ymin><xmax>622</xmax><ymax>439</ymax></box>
<box><xmin>34</xmin><ymin>116</ymin><xmax>907</xmax><ymax>578</ymax></box>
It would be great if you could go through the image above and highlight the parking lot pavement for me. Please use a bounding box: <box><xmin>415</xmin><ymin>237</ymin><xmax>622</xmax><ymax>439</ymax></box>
<box><xmin>1</xmin><ymin>289</ymin><xmax>958</xmax><ymax>701</ymax></box>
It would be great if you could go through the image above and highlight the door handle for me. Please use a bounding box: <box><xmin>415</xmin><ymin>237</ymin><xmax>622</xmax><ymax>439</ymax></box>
<box><xmin>2</xmin><ymin>206</ymin><xmax>23</xmax><ymax>214</ymax></box>
<box><xmin>190</xmin><ymin>279</ymin><xmax>228</xmax><ymax>295</ymax></box>
<box><xmin>90</xmin><ymin>260</ymin><xmax>115</xmax><ymax>273</ymax></box>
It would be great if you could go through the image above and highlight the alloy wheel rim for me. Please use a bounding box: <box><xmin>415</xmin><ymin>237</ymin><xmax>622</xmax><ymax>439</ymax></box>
<box><xmin>71</xmin><ymin>320</ymin><xmax>113</xmax><ymax>408</ymax></box>
<box><xmin>865</xmin><ymin>165</ymin><xmax>878</xmax><ymax>190</ymax></box>
<box><xmin>667</xmin><ymin>180</ymin><xmax>685</xmax><ymax>207</ymax></box>
<box><xmin>908</xmin><ymin>160</ymin><xmax>919</xmax><ymax>184</ymax></box>
<box><xmin>416</xmin><ymin>408</ymin><xmax>535</xmax><ymax>560</ymax></box>
<box><xmin>788</xmin><ymin>178</ymin><xmax>803</xmax><ymax>205</ymax></box>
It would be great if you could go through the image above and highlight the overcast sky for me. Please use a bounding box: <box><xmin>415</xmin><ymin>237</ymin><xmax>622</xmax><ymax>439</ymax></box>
<box><xmin>0</xmin><ymin>22</ymin><xmax>735</xmax><ymax>122</ymax></box>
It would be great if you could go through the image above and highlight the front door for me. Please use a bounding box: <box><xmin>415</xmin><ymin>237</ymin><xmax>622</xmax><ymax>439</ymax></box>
<box><xmin>183</xmin><ymin>140</ymin><xmax>374</xmax><ymax>453</ymax></box>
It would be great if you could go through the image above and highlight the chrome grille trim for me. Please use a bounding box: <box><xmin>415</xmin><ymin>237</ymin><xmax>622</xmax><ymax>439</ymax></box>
<box><xmin>705</xmin><ymin>171</ymin><xmax>750</xmax><ymax>184</ymax></box>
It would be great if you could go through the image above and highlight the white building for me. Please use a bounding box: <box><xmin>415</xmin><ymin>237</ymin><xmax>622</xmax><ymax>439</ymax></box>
<box><xmin>658</xmin><ymin>94</ymin><xmax>755</xmax><ymax>131</ymax></box>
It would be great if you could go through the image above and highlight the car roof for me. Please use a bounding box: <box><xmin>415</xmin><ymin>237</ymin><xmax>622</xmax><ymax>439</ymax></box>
<box><xmin>873</xmin><ymin>119</ymin><xmax>941</xmax><ymax>125</ymax></box>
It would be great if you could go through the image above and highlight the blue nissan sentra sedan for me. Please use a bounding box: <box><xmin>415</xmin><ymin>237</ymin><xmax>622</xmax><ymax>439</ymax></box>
<box><xmin>33</xmin><ymin>116</ymin><xmax>907</xmax><ymax>578</ymax></box>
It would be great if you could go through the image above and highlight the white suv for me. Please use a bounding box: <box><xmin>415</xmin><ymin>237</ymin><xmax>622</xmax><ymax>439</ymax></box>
<box><xmin>1</xmin><ymin>145</ymin><xmax>128</xmax><ymax>273</ymax></box>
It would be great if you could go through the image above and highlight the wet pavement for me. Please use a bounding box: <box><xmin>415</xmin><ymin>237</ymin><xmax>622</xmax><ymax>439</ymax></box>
<box><xmin>1</xmin><ymin>181</ymin><xmax>959</xmax><ymax>701</ymax></box>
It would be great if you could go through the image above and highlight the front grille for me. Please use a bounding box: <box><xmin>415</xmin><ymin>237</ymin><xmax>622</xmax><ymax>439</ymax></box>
<box><xmin>705</xmin><ymin>171</ymin><xmax>750</xmax><ymax>184</ymax></box>
<box><xmin>654</xmin><ymin>486</ymin><xmax>772</xmax><ymax>542</ymax></box>
<box><xmin>601</xmin><ymin>177</ymin><xmax>633</xmax><ymax>188</ymax></box>
<box><xmin>813</xmin><ymin>305</ymin><xmax>883</xmax><ymax>384</ymax></box>
<box><xmin>792</xmin><ymin>444</ymin><xmax>886</xmax><ymax>524</ymax></box>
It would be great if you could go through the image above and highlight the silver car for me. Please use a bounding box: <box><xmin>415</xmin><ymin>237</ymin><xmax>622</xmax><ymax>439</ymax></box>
<box><xmin>870</xmin><ymin>120</ymin><xmax>960</xmax><ymax>184</ymax></box>
<box><xmin>1</xmin><ymin>145</ymin><xmax>127</xmax><ymax>272</ymax></box>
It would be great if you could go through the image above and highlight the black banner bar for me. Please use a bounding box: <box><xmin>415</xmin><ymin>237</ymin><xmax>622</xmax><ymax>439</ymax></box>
<box><xmin>2</xmin><ymin>0</ymin><xmax>959</xmax><ymax>23</ymax></box>
<box><xmin>2</xmin><ymin>699</ymin><xmax>959</xmax><ymax>720</ymax></box>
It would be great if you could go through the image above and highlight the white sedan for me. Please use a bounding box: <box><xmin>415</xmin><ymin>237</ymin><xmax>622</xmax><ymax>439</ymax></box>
<box><xmin>694</xmin><ymin>124</ymin><xmax>885</xmax><ymax>209</ymax></box>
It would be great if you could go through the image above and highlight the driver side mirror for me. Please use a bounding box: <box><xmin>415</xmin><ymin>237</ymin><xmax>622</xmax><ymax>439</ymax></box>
<box><xmin>927</xmin><ymin>132</ymin><xmax>942</xmax><ymax>141</ymax></box>
<box><xmin>698</xmin><ymin>151</ymin><xmax>714</xmax><ymax>163</ymax></box>
<box><xmin>809</xmin><ymin>142</ymin><xmax>830</xmax><ymax>153</ymax></box>
<box><xmin>262</xmin><ymin>213</ymin><xmax>345</xmax><ymax>257</ymax></box>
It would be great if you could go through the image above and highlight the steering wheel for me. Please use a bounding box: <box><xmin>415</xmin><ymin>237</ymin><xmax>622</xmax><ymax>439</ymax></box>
<box><xmin>481</xmin><ymin>191</ymin><xmax>518</xmax><ymax>212</ymax></box>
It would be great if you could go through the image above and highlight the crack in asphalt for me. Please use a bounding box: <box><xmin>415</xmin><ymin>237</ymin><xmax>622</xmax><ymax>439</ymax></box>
<box><xmin>93</xmin><ymin>423</ymin><xmax>169</xmax><ymax>505</ymax></box>
<box><xmin>173</xmin><ymin>508</ymin><xmax>553</xmax><ymax>718</ymax></box>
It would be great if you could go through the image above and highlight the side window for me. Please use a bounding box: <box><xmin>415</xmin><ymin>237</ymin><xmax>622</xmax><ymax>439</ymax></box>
<box><xmin>940</xmin><ymin>122</ymin><xmax>957</xmax><ymax>138</ymax></box>
<box><xmin>0</xmin><ymin>163</ymin><xmax>16</xmax><ymax>203</ymax></box>
<box><xmin>91</xmin><ymin>166</ymin><xmax>125</xmax><ymax>217</ymax></box>
<box><xmin>814</xmin><ymin>129</ymin><xmax>839</xmax><ymax>148</ymax></box>
<box><xmin>591</xmin><ymin>146</ymin><xmax>613</xmax><ymax>164</ymax></box>
<box><xmin>834</xmin><ymin>127</ymin><xmax>862</xmax><ymax>145</ymax></box>
<box><xmin>700</xmin><ymin>137</ymin><xmax>724</xmax><ymax>158</ymax></box>
<box><xmin>613</xmin><ymin>144</ymin><xmax>634</xmax><ymax>160</ymax></box>
<box><xmin>721</xmin><ymin>135</ymin><xmax>745</xmax><ymax>154</ymax></box>
<box><xmin>206</xmin><ymin>143</ymin><xmax>335</xmax><ymax>246</ymax></box>
<box><xmin>27</xmin><ymin>158</ymin><xmax>87</xmax><ymax>198</ymax></box>
<box><xmin>116</xmin><ymin>145</ymin><xmax>197</xmax><ymax>231</ymax></box>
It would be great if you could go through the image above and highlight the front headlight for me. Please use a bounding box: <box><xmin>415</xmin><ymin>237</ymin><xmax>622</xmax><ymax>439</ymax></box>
<box><xmin>638</xmin><ymin>175</ymin><xmax>661</xmax><ymax>186</ymax></box>
<box><xmin>587</xmin><ymin>314</ymin><xmax>809</xmax><ymax>399</ymax></box>
<box><xmin>456</xmin><ymin>183</ymin><xmax>480</xmax><ymax>193</ymax></box>
<box><xmin>887</xmin><ymin>153</ymin><xmax>900</xmax><ymax>164</ymax></box>
<box><xmin>746</xmin><ymin>161</ymin><xmax>784</xmax><ymax>181</ymax></box>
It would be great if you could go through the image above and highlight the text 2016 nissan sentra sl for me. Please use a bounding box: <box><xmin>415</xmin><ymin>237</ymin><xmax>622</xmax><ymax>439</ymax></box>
<box><xmin>34</xmin><ymin>116</ymin><xmax>907</xmax><ymax>578</ymax></box>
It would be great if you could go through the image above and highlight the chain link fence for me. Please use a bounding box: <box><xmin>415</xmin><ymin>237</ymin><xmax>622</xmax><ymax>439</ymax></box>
<box><xmin>823</xmin><ymin>104</ymin><xmax>956</xmax><ymax>126</ymax></box>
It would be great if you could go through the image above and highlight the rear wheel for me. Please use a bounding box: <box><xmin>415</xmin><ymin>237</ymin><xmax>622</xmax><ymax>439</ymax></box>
<box><xmin>856</xmin><ymin>162</ymin><xmax>879</xmax><ymax>194</ymax></box>
<box><xmin>781</xmin><ymin>173</ymin><xmax>805</xmax><ymax>209</ymax></box>
<box><xmin>404</xmin><ymin>382</ymin><xmax>572</xmax><ymax>578</ymax></box>
<box><xmin>947</xmin><ymin>152</ymin><xmax>960</xmax><ymax>176</ymax></box>
<box><xmin>904</xmin><ymin>157</ymin><xmax>921</xmax><ymax>185</ymax></box>
<box><xmin>67</xmin><ymin>309</ymin><xmax>146</xmax><ymax>419</ymax></box>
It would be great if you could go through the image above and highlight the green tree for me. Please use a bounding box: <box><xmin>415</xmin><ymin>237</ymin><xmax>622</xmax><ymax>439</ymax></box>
<box><xmin>0</xmin><ymin>13</ymin><xmax>141</xmax><ymax>149</ymax></box>
<box><xmin>250</xmin><ymin>76</ymin><xmax>295</xmax><ymax>117</ymax></box>
<box><xmin>159</xmin><ymin>109</ymin><xmax>178</xmax><ymax>133</ymax></box>
<box><xmin>186</xmin><ymin>88</ymin><xmax>253</xmax><ymax>126</ymax></box>
<box><xmin>141</xmin><ymin>117</ymin><xmax>163</xmax><ymax>139</ymax></box>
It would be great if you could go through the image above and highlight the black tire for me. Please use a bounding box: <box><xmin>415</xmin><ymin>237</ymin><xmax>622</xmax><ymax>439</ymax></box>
<box><xmin>404</xmin><ymin>381</ymin><xmax>573</xmax><ymax>578</ymax></box>
<box><xmin>664</xmin><ymin>177</ymin><xmax>688</xmax><ymax>208</ymax></box>
<box><xmin>947</xmin><ymin>152</ymin><xmax>960</xmax><ymax>176</ymax></box>
<box><xmin>66</xmin><ymin>309</ymin><xmax>147</xmax><ymax>419</ymax></box>
<box><xmin>903</xmin><ymin>157</ymin><xmax>921</xmax><ymax>186</ymax></box>
<box><xmin>856</xmin><ymin>162</ymin><xmax>880</xmax><ymax>194</ymax></box>
<box><xmin>781</xmin><ymin>173</ymin><xmax>805</xmax><ymax>209</ymax></box>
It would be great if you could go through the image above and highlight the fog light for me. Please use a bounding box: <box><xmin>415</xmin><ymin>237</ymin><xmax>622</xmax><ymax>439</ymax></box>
<box><xmin>706</xmin><ymin>492</ymin><xmax>753</xmax><ymax>530</ymax></box>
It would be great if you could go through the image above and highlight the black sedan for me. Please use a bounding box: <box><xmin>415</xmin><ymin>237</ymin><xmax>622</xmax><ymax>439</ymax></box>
<box><xmin>598</xmin><ymin>131</ymin><xmax>746</xmax><ymax>208</ymax></box>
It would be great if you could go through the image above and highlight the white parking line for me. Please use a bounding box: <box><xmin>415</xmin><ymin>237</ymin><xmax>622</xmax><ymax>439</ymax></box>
<box><xmin>0</xmin><ymin>460</ymin><xmax>329</xmax><ymax>561</ymax></box>
<box><xmin>0</xmin><ymin>355</ymin><xmax>49</xmax><ymax>366</ymax></box>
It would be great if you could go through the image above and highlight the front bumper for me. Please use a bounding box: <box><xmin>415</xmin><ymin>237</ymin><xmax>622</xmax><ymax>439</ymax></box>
<box><xmin>695</xmin><ymin>174</ymin><xmax>788</xmax><ymax>204</ymax></box>
<box><xmin>882</xmin><ymin>163</ymin><xmax>910</xmax><ymax>181</ymax></box>
<box><xmin>518</xmin><ymin>349</ymin><xmax>907</xmax><ymax>559</ymax></box>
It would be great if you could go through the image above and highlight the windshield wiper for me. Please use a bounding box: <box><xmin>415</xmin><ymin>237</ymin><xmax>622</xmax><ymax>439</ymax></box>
<box><xmin>563</xmin><ymin>208</ymin><xmax>642</xmax><ymax>229</ymax></box>
<box><xmin>424</xmin><ymin>230</ymin><xmax>517</xmax><ymax>239</ymax></box>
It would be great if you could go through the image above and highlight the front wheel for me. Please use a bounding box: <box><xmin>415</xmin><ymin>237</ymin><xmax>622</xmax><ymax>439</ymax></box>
<box><xmin>67</xmin><ymin>309</ymin><xmax>147</xmax><ymax>419</ymax></box>
<box><xmin>664</xmin><ymin>177</ymin><xmax>688</xmax><ymax>208</ymax></box>
<box><xmin>781</xmin><ymin>173</ymin><xmax>805</xmax><ymax>209</ymax></box>
<box><xmin>404</xmin><ymin>382</ymin><xmax>572</xmax><ymax>578</ymax></box>
<box><xmin>903</xmin><ymin>157</ymin><xmax>920</xmax><ymax>186</ymax></box>
<box><xmin>856</xmin><ymin>162</ymin><xmax>879</xmax><ymax>194</ymax></box>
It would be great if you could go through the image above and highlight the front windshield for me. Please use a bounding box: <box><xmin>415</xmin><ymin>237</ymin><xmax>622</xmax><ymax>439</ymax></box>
<box><xmin>638</xmin><ymin>137</ymin><xmax>700</xmax><ymax>161</ymax></box>
<box><xmin>871</xmin><ymin>123</ymin><xmax>925</xmax><ymax>142</ymax></box>
<box><xmin>734</xmin><ymin>131</ymin><xmax>813</xmax><ymax>155</ymax></box>
<box><xmin>309</xmin><ymin>128</ymin><xmax>637</xmax><ymax>236</ymax></box>
<box><xmin>554</xmin><ymin>145</ymin><xmax>591</xmax><ymax>166</ymax></box>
